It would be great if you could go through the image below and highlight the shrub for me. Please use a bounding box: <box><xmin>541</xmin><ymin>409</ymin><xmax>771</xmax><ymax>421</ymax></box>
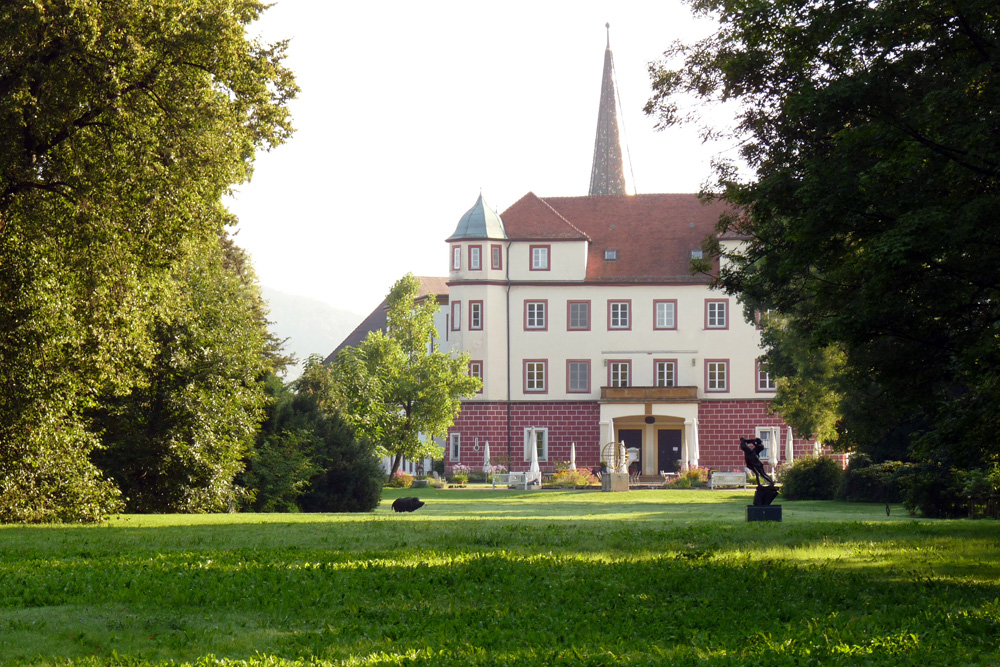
<box><xmin>899</xmin><ymin>462</ymin><xmax>965</xmax><ymax>518</ymax></box>
<box><xmin>546</xmin><ymin>468</ymin><xmax>599</xmax><ymax>488</ymax></box>
<box><xmin>781</xmin><ymin>456</ymin><xmax>843</xmax><ymax>500</ymax></box>
<box><xmin>386</xmin><ymin>471</ymin><xmax>414</xmax><ymax>488</ymax></box>
<box><xmin>241</xmin><ymin>430</ymin><xmax>319</xmax><ymax>512</ymax></box>
<box><xmin>838</xmin><ymin>456</ymin><xmax>907</xmax><ymax>503</ymax></box>
<box><xmin>664</xmin><ymin>468</ymin><xmax>709</xmax><ymax>489</ymax></box>
<box><xmin>960</xmin><ymin>465</ymin><xmax>1000</xmax><ymax>499</ymax></box>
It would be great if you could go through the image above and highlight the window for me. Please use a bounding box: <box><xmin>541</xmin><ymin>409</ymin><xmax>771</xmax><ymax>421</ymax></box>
<box><xmin>604</xmin><ymin>249</ymin><xmax>618</xmax><ymax>261</ymax></box>
<box><xmin>469</xmin><ymin>301</ymin><xmax>483</xmax><ymax>330</ymax></box>
<box><xmin>524</xmin><ymin>360</ymin><xmax>547</xmax><ymax>393</ymax></box>
<box><xmin>525</xmin><ymin>300</ymin><xmax>547</xmax><ymax>330</ymax></box>
<box><xmin>524</xmin><ymin>427</ymin><xmax>548</xmax><ymax>461</ymax></box>
<box><xmin>567</xmin><ymin>360</ymin><xmax>591</xmax><ymax>393</ymax></box>
<box><xmin>706</xmin><ymin>359</ymin><xmax>729</xmax><ymax>392</ymax></box>
<box><xmin>608</xmin><ymin>360</ymin><xmax>630</xmax><ymax>388</ymax></box>
<box><xmin>530</xmin><ymin>245</ymin><xmax>550</xmax><ymax>271</ymax></box>
<box><xmin>654</xmin><ymin>359</ymin><xmax>677</xmax><ymax>388</ymax></box>
<box><xmin>756</xmin><ymin>427</ymin><xmax>776</xmax><ymax>461</ymax></box>
<box><xmin>609</xmin><ymin>300</ymin><xmax>631</xmax><ymax>330</ymax></box>
<box><xmin>452</xmin><ymin>245</ymin><xmax>461</xmax><ymax>271</ymax></box>
<box><xmin>706</xmin><ymin>299</ymin><xmax>728</xmax><ymax>329</ymax></box>
<box><xmin>654</xmin><ymin>300</ymin><xmax>677</xmax><ymax>330</ymax></box>
<box><xmin>469</xmin><ymin>245</ymin><xmax>481</xmax><ymax>270</ymax></box>
<box><xmin>491</xmin><ymin>244</ymin><xmax>503</xmax><ymax>270</ymax></box>
<box><xmin>451</xmin><ymin>301</ymin><xmax>461</xmax><ymax>331</ymax></box>
<box><xmin>757</xmin><ymin>358</ymin><xmax>776</xmax><ymax>392</ymax></box>
<box><xmin>449</xmin><ymin>433</ymin><xmax>460</xmax><ymax>460</ymax></box>
<box><xmin>469</xmin><ymin>361</ymin><xmax>483</xmax><ymax>393</ymax></box>
<box><xmin>567</xmin><ymin>301</ymin><xmax>590</xmax><ymax>331</ymax></box>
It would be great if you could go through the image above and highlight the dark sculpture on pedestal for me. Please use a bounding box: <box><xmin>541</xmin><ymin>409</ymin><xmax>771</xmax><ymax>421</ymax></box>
<box><xmin>740</xmin><ymin>437</ymin><xmax>778</xmax><ymax>507</ymax></box>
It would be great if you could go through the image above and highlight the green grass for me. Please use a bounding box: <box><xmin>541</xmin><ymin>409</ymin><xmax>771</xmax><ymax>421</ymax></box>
<box><xmin>1</xmin><ymin>488</ymin><xmax>997</xmax><ymax>666</ymax></box>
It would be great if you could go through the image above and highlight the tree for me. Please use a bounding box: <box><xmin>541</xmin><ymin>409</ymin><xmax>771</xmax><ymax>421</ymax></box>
<box><xmin>241</xmin><ymin>356</ymin><xmax>384</xmax><ymax>513</ymax></box>
<box><xmin>90</xmin><ymin>232</ymin><xmax>278</xmax><ymax>513</ymax></box>
<box><xmin>647</xmin><ymin>0</ymin><xmax>1000</xmax><ymax>467</ymax></box>
<box><xmin>333</xmin><ymin>274</ymin><xmax>481</xmax><ymax>477</ymax></box>
<box><xmin>0</xmin><ymin>0</ymin><xmax>296</xmax><ymax>521</ymax></box>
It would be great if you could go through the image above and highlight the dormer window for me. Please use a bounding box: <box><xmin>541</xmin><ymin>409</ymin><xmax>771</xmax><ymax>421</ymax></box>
<box><xmin>604</xmin><ymin>249</ymin><xmax>618</xmax><ymax>261</ymax></box>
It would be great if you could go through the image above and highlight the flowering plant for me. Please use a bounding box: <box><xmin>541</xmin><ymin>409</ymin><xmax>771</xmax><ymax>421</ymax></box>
<box><xmin>387</xmin><ymin>471</ymin><xmax>414</xmax><ymax>488</ymax></box>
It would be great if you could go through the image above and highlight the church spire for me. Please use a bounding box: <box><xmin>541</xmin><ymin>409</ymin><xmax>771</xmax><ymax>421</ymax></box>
<box><xmin>588</xmin><ymin>23</ymin><xmax>627</xmax><ymax>196</ymax></box>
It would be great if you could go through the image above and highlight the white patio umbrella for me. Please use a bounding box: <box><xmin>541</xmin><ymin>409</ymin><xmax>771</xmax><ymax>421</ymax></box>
<box><xmin>482</xmin><ymin>440</ymin><xmax>492</xmax><ymax>475</ymax></box>
<box><xmin>786</xmin><ymin>426</ymin><xmax>794</xmax><ymax>462</ymax></box>
<box><xmin>569</xmin><ymin>442</ymin><xmax>577</xmax><ymax>470</ymax></box>
<box><xmin>528</xmin><ymin>427</ymin><xmax>541</xmax><ymax>484</ymax></box>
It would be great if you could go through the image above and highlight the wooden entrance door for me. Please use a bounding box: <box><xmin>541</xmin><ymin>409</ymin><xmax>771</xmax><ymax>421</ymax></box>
<box><xmin>619</xmin><ymin>429</ymin><xmax>642</xmax><ymax>475</ymax></box>
<box><xmin>657</xmin><ymin>430</ymin><xmax>682</xmax><ymax>474</ymax></box>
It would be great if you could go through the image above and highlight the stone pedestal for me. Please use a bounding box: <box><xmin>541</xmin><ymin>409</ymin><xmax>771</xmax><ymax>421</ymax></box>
<box><xmin>602</xmin><ymin>472</ymin><xmax>630</xmax><ymax>492</ymax></box>
<box><xmin>753</xmin><ymin>485</ymin><xmax>780</xmax><ymax>506</ymax></box>
<box><xmin>746</xmin><ymin>505</ymin><xmax>782</xmax><ymax>522</ymax></box>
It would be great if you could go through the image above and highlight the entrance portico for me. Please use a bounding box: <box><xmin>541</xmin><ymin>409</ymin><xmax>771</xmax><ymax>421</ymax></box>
<box><xmin>599</xmin><ymin>386</ymin><xmax>700</xmax><ymax>474</ymax></box>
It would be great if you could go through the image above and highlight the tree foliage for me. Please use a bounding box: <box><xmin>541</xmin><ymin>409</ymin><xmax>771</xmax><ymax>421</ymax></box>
<box><xmin>648</xmin><ymin>0</ymin><xmax>999</xmax><ymax>466</ymax></box>
<box><xmin>241</xmin><ymin>357</ymin><xmax>384</xmax><ymax>513</ymax></box>
<box><xmin>0</xmin><ymin>0</ymin><xmax>296</xmax><ymax>521</ymax></box>
<box><xmin>91</xmin><ymin>233</ymin><xmax>277</xmax><ymax>513</ymax></box>
<box><xmin>334</xmin><ymin>274</ymin><xmax>481</xmax><ymax>477</ymax></box>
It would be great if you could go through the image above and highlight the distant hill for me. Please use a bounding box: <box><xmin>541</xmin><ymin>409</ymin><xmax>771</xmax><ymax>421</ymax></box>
<box><xmin>261</xmin><ymin>286</ymin><xmax>364</xmax><ymax>380</ymax></box>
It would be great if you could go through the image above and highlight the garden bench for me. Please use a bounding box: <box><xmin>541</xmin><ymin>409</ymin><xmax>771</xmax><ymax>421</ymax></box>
<box><xmin>709</xmin><ymin>471</ymin><xmax>747</xmax><ymax>489</ymax></box>
<box><xmin>492</xmin><ymin>472</ymin><xmax>529</xmax><ymax>489</ymax></box>
<box><xmin>491</xmin><ymin>472</ymin><xmax>541</xmax><ymax>489</ymax></box>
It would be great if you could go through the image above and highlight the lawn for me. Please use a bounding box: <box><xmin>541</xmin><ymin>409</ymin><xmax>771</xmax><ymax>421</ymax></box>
<box><xmin>0</xmin><ymin>488</ymin><xmax>997</xmax><ymax>666</ymax></box>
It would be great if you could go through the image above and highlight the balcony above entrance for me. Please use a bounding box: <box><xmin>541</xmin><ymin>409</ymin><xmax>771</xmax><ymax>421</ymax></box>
<box><xmin>600</xmin><ymin>386</ymin><xmax>698</xmax><ymax>402</ymax></box>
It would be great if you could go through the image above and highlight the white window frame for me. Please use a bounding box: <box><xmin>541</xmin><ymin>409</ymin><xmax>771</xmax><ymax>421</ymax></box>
<box><xmin>531</xmin><ymin>246</ymin><xmax>549</xmax><ymax>270</ymax></box>
<box><xmin>757</xmin><ymin>359</ymin><xmax>776</xmax><ymax>392</ymax></box>
<box><xmin>469</xmin><ymin>245</ymin><xmax>481</xmax><ymax>270</ymax></box>
<box><xmin>469</xmin><ymin>301</ymin><xmax>483</xmax><ymax>330</ymax></box>
<box><xmin>609</xmin><ymin>301</ymin><xmax>630</xmax><ymax>329</ymax></box>
<box><xmin>707</xmin><ymin>300</ymin><xmax>728</xmax><ymax>329</ymax></box>
<box><xmin>452</xmin><ymin>246</ymin><xmax>461</xmax><ymax>271</ymax></box>
<box><xmin>525</xmin><ymin>360</ymin><xmax>546</xmax><ymax>392</ymax></box>
<box><xmin>449</xmin><ymin>433</ymin><xmax>461</xmax><ymax>460</ymax></box>
<box><xmin>655</xmin><ymin>360</ymin><xmax>677</xmax><ymax>388</ymax></box>
<box><xmin>655</xmin><ymin>301</ymin><xmax>676</xmax><ymax>330</ymax></box>
<box><xmin>526</xmin><ymin>301</ymin><xmax>546</xmax><ymax>330</ymax></box>
<box><xmin>706</xmin><ymin>360</ymin><xmax>728</xmax><ymax>392</ymax></box>
<box><xmin>609</xmin><ymin>361</ymin><xmax>630</xmax><ymax>388</ymax></box>
<box><xmin>755</xmin><ymin>427</ymin><xmax>778</xmax><ymax>462</ymax></box>
<box><xmin>523</xmin><ymin>427</ymin><xmax>549</xmax><ymax>461</ymax></box>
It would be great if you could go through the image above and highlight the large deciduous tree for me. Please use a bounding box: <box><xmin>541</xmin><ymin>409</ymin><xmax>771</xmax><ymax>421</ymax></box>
<box><xmin>647</xmin><ymin>0</ymin><xmax>999</xmax><ymax>467</ymax></box>
<box><xmin>334</xmin><ymin>274</ymin><xmax>481</xmax><ymax>477</ymax></box>
<box><xmin>90</xmin><ymin>233</ymin><xmax>278</xmax><ymax>513</ymax></box>
<box><xmin>0</xmin><ymin>0</ymin><xmax>295</xmax><ymax>521</ymax></box>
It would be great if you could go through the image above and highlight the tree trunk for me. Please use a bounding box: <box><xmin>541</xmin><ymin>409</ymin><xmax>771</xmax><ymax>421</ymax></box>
<box><xmin>388</xmin><ymin>452</ymin><xmax>403</xmax><ymax>479</ymax></box>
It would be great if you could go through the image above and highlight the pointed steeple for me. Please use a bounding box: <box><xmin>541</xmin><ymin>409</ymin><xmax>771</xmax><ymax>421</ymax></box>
<box><xmin>589</xmin><ymin>23</ymin><xmax>627</xmax><ymax>197</ymax></box>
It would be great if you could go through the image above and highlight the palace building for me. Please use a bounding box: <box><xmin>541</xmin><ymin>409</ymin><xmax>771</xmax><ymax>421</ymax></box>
<box><xmin>333</xmin><ymin>29</ymin><xmax>829</xmax><ymax>478</ymax></box>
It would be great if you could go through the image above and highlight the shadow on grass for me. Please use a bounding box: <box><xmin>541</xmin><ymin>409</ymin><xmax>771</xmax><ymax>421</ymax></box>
<box><xmin>1</xmin><ymin>536</ymin><xmax>998</xmax><ymax>666</ymax></box>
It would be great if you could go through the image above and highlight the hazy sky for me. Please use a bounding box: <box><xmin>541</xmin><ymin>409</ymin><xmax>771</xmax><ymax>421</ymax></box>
<box><xmin>228</xmin><ymin>0</ymin><xmax>734</xmax><ymax>316</ymax></box>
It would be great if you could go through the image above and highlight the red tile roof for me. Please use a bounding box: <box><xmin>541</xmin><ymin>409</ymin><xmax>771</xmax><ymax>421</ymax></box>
<box><xmin>500</xmin><ymin>193</ymin><xmax>732</xmax><ymax>284</ymax></box>
<box><xmin>326</xmin><ymin>276</ymin><xmax>449</xmax><ymax>362</ymax></box>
